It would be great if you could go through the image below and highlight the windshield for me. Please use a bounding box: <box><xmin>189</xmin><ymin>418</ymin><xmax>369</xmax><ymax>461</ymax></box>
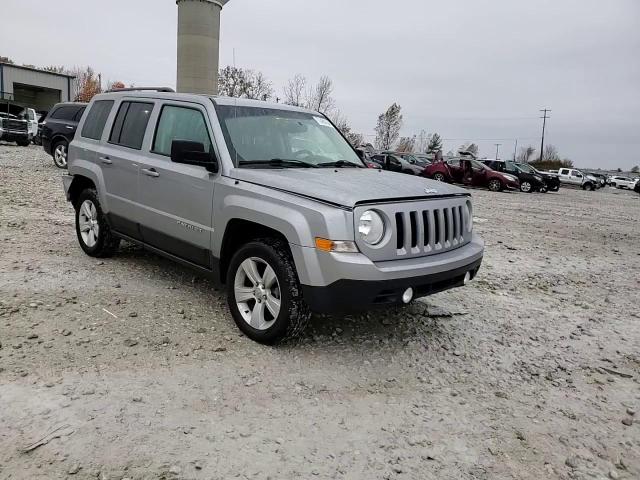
<box><xmin>515</xmin><ymin>163</ymin><xmax>535</xmax><ymax>174</ymax></box>
<box><xmin>213</xmin><ymin>103</ymin><xmax>363</xmax><ymax>168</ymax></box>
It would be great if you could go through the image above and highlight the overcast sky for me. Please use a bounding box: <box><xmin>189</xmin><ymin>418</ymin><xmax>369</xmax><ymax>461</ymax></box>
<box><xmin>3</xmin><ymin>0</ymin><xmax>639</xmax><ymax>168</ymax></box>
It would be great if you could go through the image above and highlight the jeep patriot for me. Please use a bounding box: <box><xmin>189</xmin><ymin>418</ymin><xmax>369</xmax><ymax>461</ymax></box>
<box><xmin>62</xmin><ymin>88</ymin><xmax>484</xmax><ymax>344</ymax></box>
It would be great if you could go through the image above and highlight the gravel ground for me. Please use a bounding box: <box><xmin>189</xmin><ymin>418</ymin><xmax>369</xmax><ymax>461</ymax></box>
<box><xmin>1</xmin><ymin>143</ymin><xmax>639</xmax><ymax>480</ymax></box>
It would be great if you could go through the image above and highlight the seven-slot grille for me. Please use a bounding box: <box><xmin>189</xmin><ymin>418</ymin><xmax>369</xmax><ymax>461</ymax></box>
<box><xmin>394</xmin><ymin>204</ymin><xmax>468</xmax><ymax>256</ymax></box>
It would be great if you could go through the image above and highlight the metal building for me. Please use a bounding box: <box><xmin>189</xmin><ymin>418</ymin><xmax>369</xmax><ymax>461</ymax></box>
<box><xmin>0</xmin><ymin>62</ymin><xmax>75</xmax><ymax>114</ymax></box>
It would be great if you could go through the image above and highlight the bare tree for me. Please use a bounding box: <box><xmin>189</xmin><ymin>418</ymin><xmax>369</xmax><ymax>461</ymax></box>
<box><xmin>542</xmin><ymin>144</ymin><xmax>560</xmax><ymax>162</ymax></box>
<box><xmin>374</xmin><ymin>103</ymin><xmax>403</xmax><ymax>151</ymax></box>
<box><xmin>396</xmin><ymin>136</ymin><xmax>416</xmax><ymax>152</ymax></box>
<box><xmin>306</xmin><ymin>75</ymin><xmax>335</xmax><ymax>114</ymax></box>
<box><xmin>218</xmin><ymin>66</ymin><xmax>273</xmax><ymax>100</ymax></box>
<box><xmin>516</xmin><ymin>145</ymin><xmax>536</xmax><ymax>163</ymax></box>
<box><xmin>330</xmin><ymin>110</ymin><xmax>363</xmax><ymax>147</ymax></box>
<box><xmin>0</xmin><ymin>56</ymin><xmax>14</xmax><ymax>64</ymax></box>
<box><xmin>282</xmin><ymin>74</ymin><xmax>307</xmax><ymax>107</ymax></box>
<box><xmin>631</xmin><ymin>165</ymin><xmax>639</xmax><ymax>173</ymax></box>
<box><xmin>243</xmin><ymin>71</ymin><xmax>273</xmax><ymax>100</ymax></box>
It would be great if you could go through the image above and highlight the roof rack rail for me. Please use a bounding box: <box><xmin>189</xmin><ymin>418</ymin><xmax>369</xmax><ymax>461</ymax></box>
<box><xmin>106</xmin><ymin>87</ymin><xmax>175</xmax><ymax>93</ymax></box>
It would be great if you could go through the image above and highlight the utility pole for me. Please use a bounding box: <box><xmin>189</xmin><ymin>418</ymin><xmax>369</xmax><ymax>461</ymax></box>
<box><xmin>539</xmin><ymin>108</ymin><xmax>551</xmax><ymax>162</ymax></box>
<box><xmin>513</xmin><ymin>139</ymin><xmax>518</xmax><ymax>161</ymax></box>
<box><xmin>494</xmin><ymin>143</ymin><xmax>501</xmax><ymax>161</ymax></box>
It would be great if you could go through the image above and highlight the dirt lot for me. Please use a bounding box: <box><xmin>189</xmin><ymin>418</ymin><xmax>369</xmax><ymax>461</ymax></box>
<box><xmin>1</xmin><ymin>143</ymin><xmax>639</xmax><ymax>480</ymax></box>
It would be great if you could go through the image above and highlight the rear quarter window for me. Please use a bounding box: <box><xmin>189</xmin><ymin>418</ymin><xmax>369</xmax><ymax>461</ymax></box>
<box><xmin>81</xmin><ymin>100</ymin><xmax>114</xmax><ymax>141</ymax></box>
<box><xmin>51</xmin><ymin>105</ymin><xmax>83</xmax><ymax>121</ymax></box>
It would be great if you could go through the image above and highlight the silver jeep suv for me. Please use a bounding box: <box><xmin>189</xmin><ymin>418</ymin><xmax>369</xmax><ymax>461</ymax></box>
<box><xmin>62</xmin><ymin>88</ymin><xmax>484</xmax><ymax>344</ymax></box>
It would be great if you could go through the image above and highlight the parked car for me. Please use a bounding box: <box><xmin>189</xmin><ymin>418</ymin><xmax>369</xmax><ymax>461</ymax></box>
<box><xmin>556</xmin><ymin>168</ymin><xmax>600</xmax><ymax>191</ymax></box>
<box><xmin>635</xmin><ymin>180</ymin><xmax>640</xmax><ymax>195</ymax></box>
<box><xmin>61</xmin><ymin>89</ymin><xmax>484</xmax><ymax>344</ymax></box>
<box><xmin>355</xmin><ymin>148</ymin><xmax>381</xmax><ymax>169</ymax></box>
<box><xmin>482</xmin><ymin>160</ymin><xmax>546</xmax><ymax>193</ymax></box>
<box><xmin>384</xmin><ymin>151</ymin><xmax>431</xmax><ymax>168</ymax></box>
<box><xmin>587</xmin><ymin>172</ymin><xmax>607</xmax><ymax>188</ymax></box>
<box><xmin>514</xmin><ymin>163</ymin><xmax>561</xmax><ymax>192</ymax></box>
<box><xmin>0</xmin><ymin>112</ymin><xmax>30</xmax><ymax>146</ymax></box>
<box><xmin>32</xmin><ymin>110</ymin><xmax>48</xmax><ymax>145</ymax></box>
<box><xmin>609</xmin><ymin>176</ymin><xmax>638</xmax><ymax>190</ymax></box>
<box><xmin>371</xmin><ymin>153</ymin><xmax>423</xmax><ymax>175</ymax></box>
<box><xmin>41</xmin><ymin>102</ymin><xmax>88</xmax><ymax>168</ymax></box>
<box><xmin>423</xmin><ymin>158</ymin><xmax>520</xmax><ymax>192</ymax></box>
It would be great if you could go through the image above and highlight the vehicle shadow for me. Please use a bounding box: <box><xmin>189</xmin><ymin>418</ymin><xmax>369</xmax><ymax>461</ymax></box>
<box><xmin>112</xmin><ymin>242</ymin><xmax>454</xmax><ymax>354</ymax></box>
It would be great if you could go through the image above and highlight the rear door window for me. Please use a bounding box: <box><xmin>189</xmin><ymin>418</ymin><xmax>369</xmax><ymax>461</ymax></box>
<box><xmin>73</xmin><ymin>107</ymin><xmax>86</xmax><ymax>122</ymax></box>
<box><xmin>560</xmin><ymin>169</ymin><xmax>570</xmax><ymax>175</ymax></box>
<box><xmin>51</xmin><ymin>105</ymin><xmax>81</xmax><ymax>121</ymax></box>
<box><xmin>81</xmin><ymin>100</ymin><xmax>114</xmax><ymax>140</ymax></box>
<box><xmin>109</xmin><ymin>101</ymin><xmax>153</xmax><ymax>150</ymax></box>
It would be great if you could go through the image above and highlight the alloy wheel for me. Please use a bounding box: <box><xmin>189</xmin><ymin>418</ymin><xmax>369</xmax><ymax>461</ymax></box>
<box><xmin>78</xmin><ymin>200</ymin><xmax>99</xmax><ymax>248</ymax></box>
<box><xmin>54</xmin><ymin>144</ymin><xmax>67</xmax><ymax>167</ymax></box>
<box><xmin>434</xmin><ymin>173</ymin><xmax>445</xmax><ymax>182</ymax></box>
<box><xmin>234</xmin><ymin>257</ymin><xmax>281</xmax><ymax>331</ymax></box>
<box><xmin>521</xmin><ymin>181</ymin><xmax>532</xmax><ymax>193</ymax></box>
<box><xmin>488</xmin><ymin>179</ymin><xmax>501</xmax><ymax>192</ymax></box>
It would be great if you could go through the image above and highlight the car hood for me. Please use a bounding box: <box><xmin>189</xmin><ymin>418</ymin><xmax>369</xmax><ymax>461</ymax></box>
<box><xmin>228</xmin><ymin>168</ymin><xmax>469</xmax><ymax>208</ymax></box>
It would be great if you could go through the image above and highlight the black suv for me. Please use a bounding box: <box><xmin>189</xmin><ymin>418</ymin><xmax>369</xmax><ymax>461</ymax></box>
<box><xmin>482</xmin><ymin>160</ymin><xmax>546</xmax><ymax>193</ymax></box>
<box><xmin>41</xmin><ymin>102</ymin><xmax>87</xmax><ymax>168</ymax></box>
<box><xmin>515</xmin><ymin>162</ymin><xmax>560</xmax><ymax>192</ymax></box>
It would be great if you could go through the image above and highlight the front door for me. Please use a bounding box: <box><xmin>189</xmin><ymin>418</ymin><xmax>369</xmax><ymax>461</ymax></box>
<box><xmin>136</xmin><ymin>103</ymin><xmax>215</xmax><ymax>268</ymax></box>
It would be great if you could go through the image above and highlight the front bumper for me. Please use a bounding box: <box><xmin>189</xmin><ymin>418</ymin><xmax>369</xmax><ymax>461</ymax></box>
<box><xmin>0</xmin><ymin>127</ymin><xmax>29</xmax><ymax>142</ymax></box>
<box><xmin>293</xmin><ymin>233</ymin><xmax>484</xmax><ymax>313</ymax></box>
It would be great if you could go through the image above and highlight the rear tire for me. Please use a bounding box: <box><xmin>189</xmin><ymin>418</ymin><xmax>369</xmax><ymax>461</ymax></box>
<box><xmin>52</xmin><ymin>140</ymin><xmax>68</xmax><ymax>168</ymax></box>
<box><xmin>520</xmin><ymin>181</ymin><xmax>533</xmax><ymax>193</ymax></box>
<box><xmin>226</xmin><ymin>238</ymin><xmax>311</xmax><ymax>345</ymax></box>
<box><xmin>433</xmin><ymin>172</ymin><xmax>446</xmax><ymax>182</ymax></box>
<box><xmin>74</xmin><ymin>188</ymin><xmax>120</xmax><ymax>258</ymax></box>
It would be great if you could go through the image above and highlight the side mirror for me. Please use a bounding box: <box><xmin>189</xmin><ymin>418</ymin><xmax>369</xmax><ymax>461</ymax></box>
<box><xmin>171</xmin><ymin>140</ymin><xmax>218</xmax><ymax>173</ymax></box>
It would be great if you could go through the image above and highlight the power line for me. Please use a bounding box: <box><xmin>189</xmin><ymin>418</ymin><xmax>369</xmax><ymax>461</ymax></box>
<box><xmin>539</xmin><ymin>108</ymin><xmax>551</xmax><ymax>162</ymax></box>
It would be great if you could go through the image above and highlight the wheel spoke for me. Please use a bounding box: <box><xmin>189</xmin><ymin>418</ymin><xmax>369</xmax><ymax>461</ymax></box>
<box><xmin>235</xmin><ymin>286</ymin><xmax>254</xmax><ymax>303</ymax></box>
<box><xmin>90</xmin><ymin>203</ymin><xmax>97</xmax><ymax>218</ymax></box>
<box><xmin>265</xmin><ymin>295</ymin><xmax>281</xmax><ymax>318</ymax></box>
<box><xmin>80</xmin><ymin>224</ymin><xmax>91</xmax><ymax>233</ymax></box>
<box><xmin>241</xmin><ymin>259</ymin><xmax>262</xmax><ymax>285</ymax></box>
<box><xmin>262</xmin><ymin>265</ymin><xmax>277</xmax><ymax>289</ymax></box>
<box><xmin>82</xmin><ymin>202</ymin><xmax>92</xmax><ymax>218</ymax></box>
<box><xmin>250</xmin><ymin>301</ymin><xmax>265</xmax><ymax>329</ymax></box>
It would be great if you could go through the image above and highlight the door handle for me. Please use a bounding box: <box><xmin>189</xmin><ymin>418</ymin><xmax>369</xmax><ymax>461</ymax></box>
<box><xmin>142</xmin><ymin>168</ymin><xmax>160</xmax><ymax>178</ymax></box>
<box><xmin>99</xmin><ymin>156</ymin><xmax>112</xmax><ymax>165</ymax></box>
<box><xmin>65</xmin><ymin>125</ymin><xmax>75</xmax><ymax>130</ymax></box>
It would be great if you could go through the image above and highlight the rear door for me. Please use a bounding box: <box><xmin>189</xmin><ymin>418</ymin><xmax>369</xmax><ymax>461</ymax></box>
<box><xmin>99</xmin><ymin>99</ymin><xmax>155</xmax><ymax>239</ymax></box>
<box><xmin>136</xmin><ymin>102</ymin><xmax>216</xmax><ymax>268</ymax></box>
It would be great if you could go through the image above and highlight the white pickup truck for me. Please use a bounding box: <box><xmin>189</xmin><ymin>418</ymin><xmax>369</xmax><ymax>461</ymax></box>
<box><xmin>556</xmin><ymin>168</ymin><xmax>600</xmax><ymax>191</ymax></box>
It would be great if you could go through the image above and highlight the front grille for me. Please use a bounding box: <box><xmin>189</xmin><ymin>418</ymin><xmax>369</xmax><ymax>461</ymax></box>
<box><xmin>4</xmin><ymin>119</ymin><xmax>28</xmax><ymax>132</ymax></box>
<box><xmin>394</xmin><ymin>205</ymin><xmax>467</xmax><ymax>256</ymax></box>
<box><xmin>354</xmin><ymin>196</ymin><xmax>472</xmax><ymax>262</ymax></box>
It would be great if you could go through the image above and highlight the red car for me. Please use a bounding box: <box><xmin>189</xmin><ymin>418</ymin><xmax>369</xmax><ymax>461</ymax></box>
<box><xmin>421</xmin><ymin>158</ymin><xmax>520</xmax><ymax>192</ymax></box>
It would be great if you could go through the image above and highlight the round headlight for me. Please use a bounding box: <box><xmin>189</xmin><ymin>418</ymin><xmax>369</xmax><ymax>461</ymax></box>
<box><xmin>358</xmin><ymin>210</ymin><xmax>385</xmax><ymax>245</ymax></box>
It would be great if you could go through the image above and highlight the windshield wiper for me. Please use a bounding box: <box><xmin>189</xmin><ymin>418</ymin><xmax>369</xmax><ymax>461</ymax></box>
<box><xmin>317</xmin><ymin>160</ymin><xmax>362</xmax><ymax>168</ymax></box>
<box><xmin>239</xmin><ymin>158</ymin><xmax>318</xmax><ymax>168</ymax></box>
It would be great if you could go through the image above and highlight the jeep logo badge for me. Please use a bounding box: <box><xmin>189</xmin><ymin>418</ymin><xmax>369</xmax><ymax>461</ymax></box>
<box><xmin>424</xmin><ymin>188</ymin><xmax>438</xmax><ymax>194</ymax></box>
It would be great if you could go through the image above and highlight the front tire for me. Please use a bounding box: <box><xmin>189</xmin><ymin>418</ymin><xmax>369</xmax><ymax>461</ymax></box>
<box><xmin>74</xmin><ymin>188</ymin><xmax>120</xmax><ymax>257</ymax></box>
<box><xmin>488</xmin><ymin>179</ymin><xmax>503</xmax><ymax>192</ymax></box>
<box><xmin>226</xmin><ymin>238</ymin><xmax>311</xmax><ymax>345</ymax></box>
<box><xmin>433</xmin><ymin>172</ymin><xmax>446</xmax><ymax>182</ymax></box>
<box><xmin>52</xmin><ymin>140</ymin><xmax>68</xmax><ymax>168</ymax></box>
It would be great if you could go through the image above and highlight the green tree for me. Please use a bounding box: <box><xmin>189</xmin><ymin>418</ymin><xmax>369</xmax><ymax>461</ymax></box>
<box><xmin>426</xmin><ymin>133</ymin><xmax>443</xmax><ymax>153</ymax></box>
<box><xmin>374</xmin><ymin>103</ymin><xmax>403</xmax><ymax>150</ymax></box>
